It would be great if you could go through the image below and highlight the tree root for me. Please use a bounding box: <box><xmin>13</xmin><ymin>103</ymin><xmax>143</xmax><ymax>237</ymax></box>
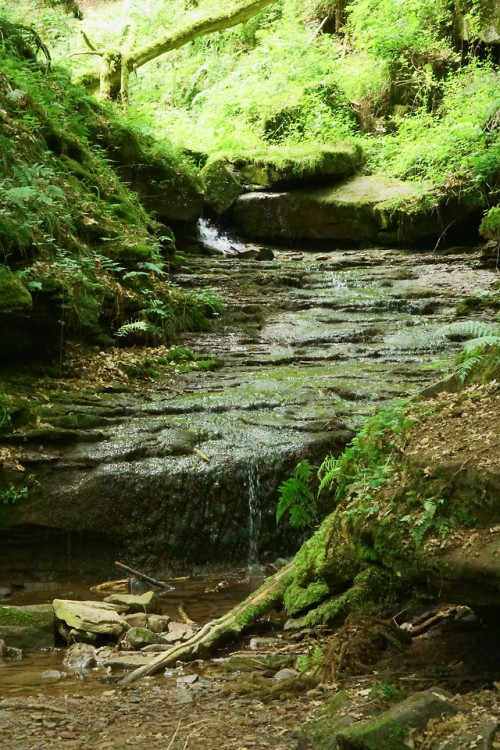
<box><xmin>119</xmin><ymin>560</ymin><xmax>294</xmax><ymax>687</ymax></box>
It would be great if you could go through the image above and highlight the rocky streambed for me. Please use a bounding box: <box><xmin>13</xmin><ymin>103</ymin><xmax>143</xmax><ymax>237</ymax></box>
<box><xmin>0</xmin><ymin>244</ymin><xmax>498</xmax><ymax>575</ymax></box>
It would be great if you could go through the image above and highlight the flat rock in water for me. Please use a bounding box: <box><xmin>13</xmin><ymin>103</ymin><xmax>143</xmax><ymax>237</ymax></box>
<box><xmin>104</xmin><ymin>652</ymin><xmax>156</xmax><ymax>671</ymax></box>
<box><xmin>337</xmin><ymin>688</ymin><xmax>457</xmax><ymax>750</ymax></box>
<box><xmin>53</xmin><ymin>600</ymin><xmax>126</xmax><ymax>637</ymax></box>
<box><xmin>104</xmin><ymin>592</ymin><xmax>160</xmax><ymax>614</ymax></box>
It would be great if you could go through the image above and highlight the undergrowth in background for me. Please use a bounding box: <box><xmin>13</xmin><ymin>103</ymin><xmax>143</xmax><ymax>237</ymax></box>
<box><xmin>4</xmin><ymin>0</ymin><xmax>494</xmax><ymax>205</ymax></box>
<box><xmin>0</xmin><ymin>17</ymin><xmax>214</xmax><ymax>357</ymax></box>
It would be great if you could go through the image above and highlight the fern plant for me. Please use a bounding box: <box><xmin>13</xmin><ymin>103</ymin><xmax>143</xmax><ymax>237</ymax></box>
<box><xmin>439</xmin><ymin>319</ymin><xmax>500</xmax><ymax>383</ymax></box>
<box><xmin>276</xmin><ymin>459</ymin><xmax>317</xmax><ymax>529</ymax></box>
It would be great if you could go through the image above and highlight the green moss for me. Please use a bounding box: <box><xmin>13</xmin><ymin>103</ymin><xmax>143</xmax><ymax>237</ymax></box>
<box><xmin>0</xmin><ymin>604</ymin><xmax>53</xmax><ymax>628</ymax></box>
<box><xmin>480</xmin><ymin>207</ymin><xmax>500</xmax><ymax>242</ymax></box>
<box><xmin>201</xmin><ymin>157</ymin><xmax>243</xmax><ymax>214</ymax></box>
<box><xmin>0</xmin><ymin>267</ymin><xmax>32</xmax><ymax>316</ymax></box>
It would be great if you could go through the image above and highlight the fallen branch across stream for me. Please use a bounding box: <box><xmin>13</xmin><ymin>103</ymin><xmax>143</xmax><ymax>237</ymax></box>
<box><xmin>115</xmin><ymin>561</ymin><xmax>175</xmax><ymax>591</ymax></box>
<box><xmin>119</xmin><ymin>560</ymin><xmax>294</xmax><ymax>686</ymax></box>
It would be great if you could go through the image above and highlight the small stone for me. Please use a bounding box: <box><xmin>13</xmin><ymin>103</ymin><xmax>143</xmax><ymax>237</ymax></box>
<box><xmin>176</xmin><ymin>674</ymin><xmax>198</xmax><ymax>686</ymax></box>
<box><xmin>249</xmin><ymin>637</ymin><xmax>280</xmax><ymax>650</ymax></box>
<box><xmin>124</xmin><ymin>613</ymin><xmax>148</xmax><ymax>629</ymax></box>
<box><xmin>63</xmin><ymin>643</ymin><xmax>96</xmax><ymax>671</ymax></box>
<box><xmin>40</xmin><ymin>670</ymin><xmax>62</xmax><ymax>682</ymax></box>
<box><xmin>146</xmin><ymin>615</ymin><xmax>170</xmax><ymax>634</ymax></box>
<box><xmin>124</xmin><ymin>627</ymin><xmax>161</xmax><ymax>649</ymax></box>
<box><xmin>272</xmin><ymin>668</ymin><xmax>299</xmax><ymax>681</ymax></box>
<box><xmin>174</xmin><ymin>690</ymin><xmax>194</xmax><ymax>704</ymax></box>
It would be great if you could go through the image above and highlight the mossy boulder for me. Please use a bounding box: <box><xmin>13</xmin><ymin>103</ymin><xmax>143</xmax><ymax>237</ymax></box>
<box><xmin>201</xmin><ymin>158</ymin><xmax>244</xmax><ymax>214</ymax></box>
<box><xmin>202</xmin><ymin>143</ymin><xmax>363</xmax><ymax>215</ymax></box>
<box><xmin>231</xmin><ymin>175</ymin><xmax>442</xmax><ymax>244</ymax></box>
<box><xmin>336</xmin><ymin>689</ymin><xmax>457</xmax><ymax>750</ymax></box>
<box><xmin>480</xmin><ymin>206</ymin><xmax>500</xmax><ymax>241</ymax></box>
<box><xmin>0</xmin><ymin>604</ymin><xmax>54</xmax><ymax>649</ymax></box>
<box><xmin>0</xmin><ymin>267</ymin><xmax>32</xmax><ymax>317</ymax></box>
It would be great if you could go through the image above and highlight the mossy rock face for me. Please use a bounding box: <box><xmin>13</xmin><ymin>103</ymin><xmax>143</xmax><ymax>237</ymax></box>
<box><xmin>201</xmin><ymin>158</ymin><xmax>244</xmax><ymax>214</ymax></box>
<box><xmin>0</xmin><ymin>267</ymin><xmax>32</xmax><ymax>317</ymax></box>
<box><xmin>231</xmin><ymin>175</ymin><xmax>442</xmax><ymax>244</ymax></box>
<box><xmin>0</xmin><ymin>267</ymin><xmax>33</xmax><ymax>357</ymax></box>
<box><xmin>91</xmin><ymin>121</ymin><xmax>203</xmax><ymax>223</ymax></box>
<box><xmin>0</xmin><ymin>604</ymin><xmax>54</xmax><ymax>649</ymax></box>
<box><xmin>480</xmin><ymin>206</ymin><xmax>500</xmax><ymax>241</ymax></box>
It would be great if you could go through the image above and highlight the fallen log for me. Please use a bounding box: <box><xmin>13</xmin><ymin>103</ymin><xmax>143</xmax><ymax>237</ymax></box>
<box><xmin>119</xmin><ymin>560</ymin><xmax>294</xmax><ymax>686</ymax></box>
<box><xmin>115</xmin><ymin>561</ymin><xmax>175</xmax><ymax>591</ymax></box>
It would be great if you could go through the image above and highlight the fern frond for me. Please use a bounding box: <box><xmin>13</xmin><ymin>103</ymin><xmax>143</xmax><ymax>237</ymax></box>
<box><xmin>115</xmin><ymin>320</ymin><xmax>150</xmax><ymax>337</ymax></box>
<box><xmin>462</xmin><ymin>335</ymin><xmax>500</xmax><ymax>352</ymax></box>
<box><xmin>439</xmin><ymin>320</ymin><xmax>498</xmax><ymax>339</ymax></box>
<box><xmin>455</xmin><ymin>354</ymin><xmax>485</xmax><ymax>383</ymax></box>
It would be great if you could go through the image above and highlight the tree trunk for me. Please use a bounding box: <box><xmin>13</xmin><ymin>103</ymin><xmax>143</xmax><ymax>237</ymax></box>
<box><xmin>78</xmin><ymin>0</ymin><xmax>279</xmax><ymax>100</ymax></box>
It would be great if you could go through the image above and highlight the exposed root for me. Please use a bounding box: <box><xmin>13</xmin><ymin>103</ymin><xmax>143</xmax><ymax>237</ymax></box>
<box><xmin>317</xmin><ymin>613</ymin><xmax>410</xmax><ymax>681</ymax></box>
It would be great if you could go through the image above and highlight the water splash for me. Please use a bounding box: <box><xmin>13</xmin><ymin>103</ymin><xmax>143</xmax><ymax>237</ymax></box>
<box><xmin>197</xmin><ymin>218</ymin><xmax>248</xmax><ymax>256</ymax></box>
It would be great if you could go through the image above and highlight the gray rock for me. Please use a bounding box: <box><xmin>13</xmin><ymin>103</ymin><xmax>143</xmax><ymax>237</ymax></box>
<box><xmin>146</xmin><ymin>614</ymin><xmax>170</xmax><ymax>633</ymax></box>
<box><xmin>63</xmin><ymin>642</ymin><xmax>97</xmax><ymax>670</ymax></box>
<box><xmin>104</xmin><ymin>652</ymin><xmax>156</xmax><ymax>670</ymax></box>
<box><xmin>40</xmin><ymin>670</ymin><xmax>63</xmax><ymax>681</ymax></box>
<box><xmin>124</xmin><ymin>627</ymin><xmax>162</xmax><ymax>649</ymax></box>
<box><xmin>436</xmin><ymin>720</ymin><xmax>499</xmax><ymax>750</ymax></box>
<box><xmin>124</xmin><ymin>613</ymin><xmax>148</xmax><ymax>629</ymax></box>
<box><xmin>104</xmin><ymin>591</ymin><xmax>160</xmax><ymax>614</ymax></box>
<box><xmin>272</xmin><ymin>668</ymin><xmax>300</xmax><ymax>681</ymax></box>
<box><xmin>249</xmin><ymin>637</ymin><xmax>281</xmax><ymax>650</ymax></box>
<box><xmin>337</xmin><ymin>688</ymin><xmax>457</xmax><ymax>750</ymax></box>
<box><xmin>217</xmin><ymin>652</ymin><xmax>292</xmax><ymax>672</ymax></box>
<box><xmin>174</xmin><ymin>690</ymin><xmax>194</xmax><ymax>704</ymax></box>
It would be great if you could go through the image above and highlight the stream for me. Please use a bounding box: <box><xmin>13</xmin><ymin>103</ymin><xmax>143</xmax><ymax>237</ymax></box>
<box><xmin>0</xmin><ymin>239</ymin><xmax>497</xmax><ymax>704</ymax></box>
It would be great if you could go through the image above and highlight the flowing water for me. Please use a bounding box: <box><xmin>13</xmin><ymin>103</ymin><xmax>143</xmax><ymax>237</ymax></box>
<box><xmin>0</xmin><ymin>241</ymin><xmax>497</xmax><ymax>695</ymax></box>
<box><xmin>1</xmin><ymin>243</ymin><xmax>496</xmax><ymax>574</ymax></box>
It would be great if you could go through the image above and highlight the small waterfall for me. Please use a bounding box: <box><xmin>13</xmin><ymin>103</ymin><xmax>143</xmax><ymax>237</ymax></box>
<box><xmin>197</xmin><ymin>218</ymin><xmax>251</xmax><ymax>256</ymax></box>
<box><xmin>246</xmin><ymin>461</ymin><xmax>262</xmax><ymax>566</ymax></box>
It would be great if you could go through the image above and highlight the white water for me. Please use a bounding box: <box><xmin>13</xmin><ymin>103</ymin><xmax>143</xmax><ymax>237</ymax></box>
<box><xmin>197</xmin><ymin>218</ymin><xmax>250</xmax><ymax>256</ymax></box>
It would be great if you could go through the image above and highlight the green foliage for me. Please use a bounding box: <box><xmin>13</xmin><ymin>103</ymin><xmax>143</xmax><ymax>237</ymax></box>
<box><xmin>439</xmin><ymin>319</ymin><xmax>500</xmax><ymax>383</ymax></box>
<box><xmin>296</xmin><ymin>644</ymin><xmax>324</xmax><ymax>674</ymax></box>
<box><xmin>318</xmin><ymin>401</ymin><xmax>414</xmax><ymax>501</ymax></box>
<box><xmin>0</xmin><ymin>485</ymin><xmax>28</xmax><ymax>505</ymax></box>
<box><xmin>277</xmin><ymin>459</ymin><xmax>317</xmax><ymax>529</ymax></box>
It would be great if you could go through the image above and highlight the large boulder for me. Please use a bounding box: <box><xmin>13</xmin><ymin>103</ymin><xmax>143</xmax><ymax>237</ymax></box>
<box><xmin>202</xmin><ymin>143</ymin><xmax>363</xmax><ymax>215</ymax></box>
<box><xmin>231</xmin><ymin>175</ymin><xmax>443</xmax><ymax>245</ymax></box>
<box><xmin>0</xmin><ymin>604</ymin><xmax>54</xmax><ymax>649</ymax></box>
<box><xmin>52</xmin><ymin>599</ymin><xmax>127</xmax><ymax>638</ymax></box>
